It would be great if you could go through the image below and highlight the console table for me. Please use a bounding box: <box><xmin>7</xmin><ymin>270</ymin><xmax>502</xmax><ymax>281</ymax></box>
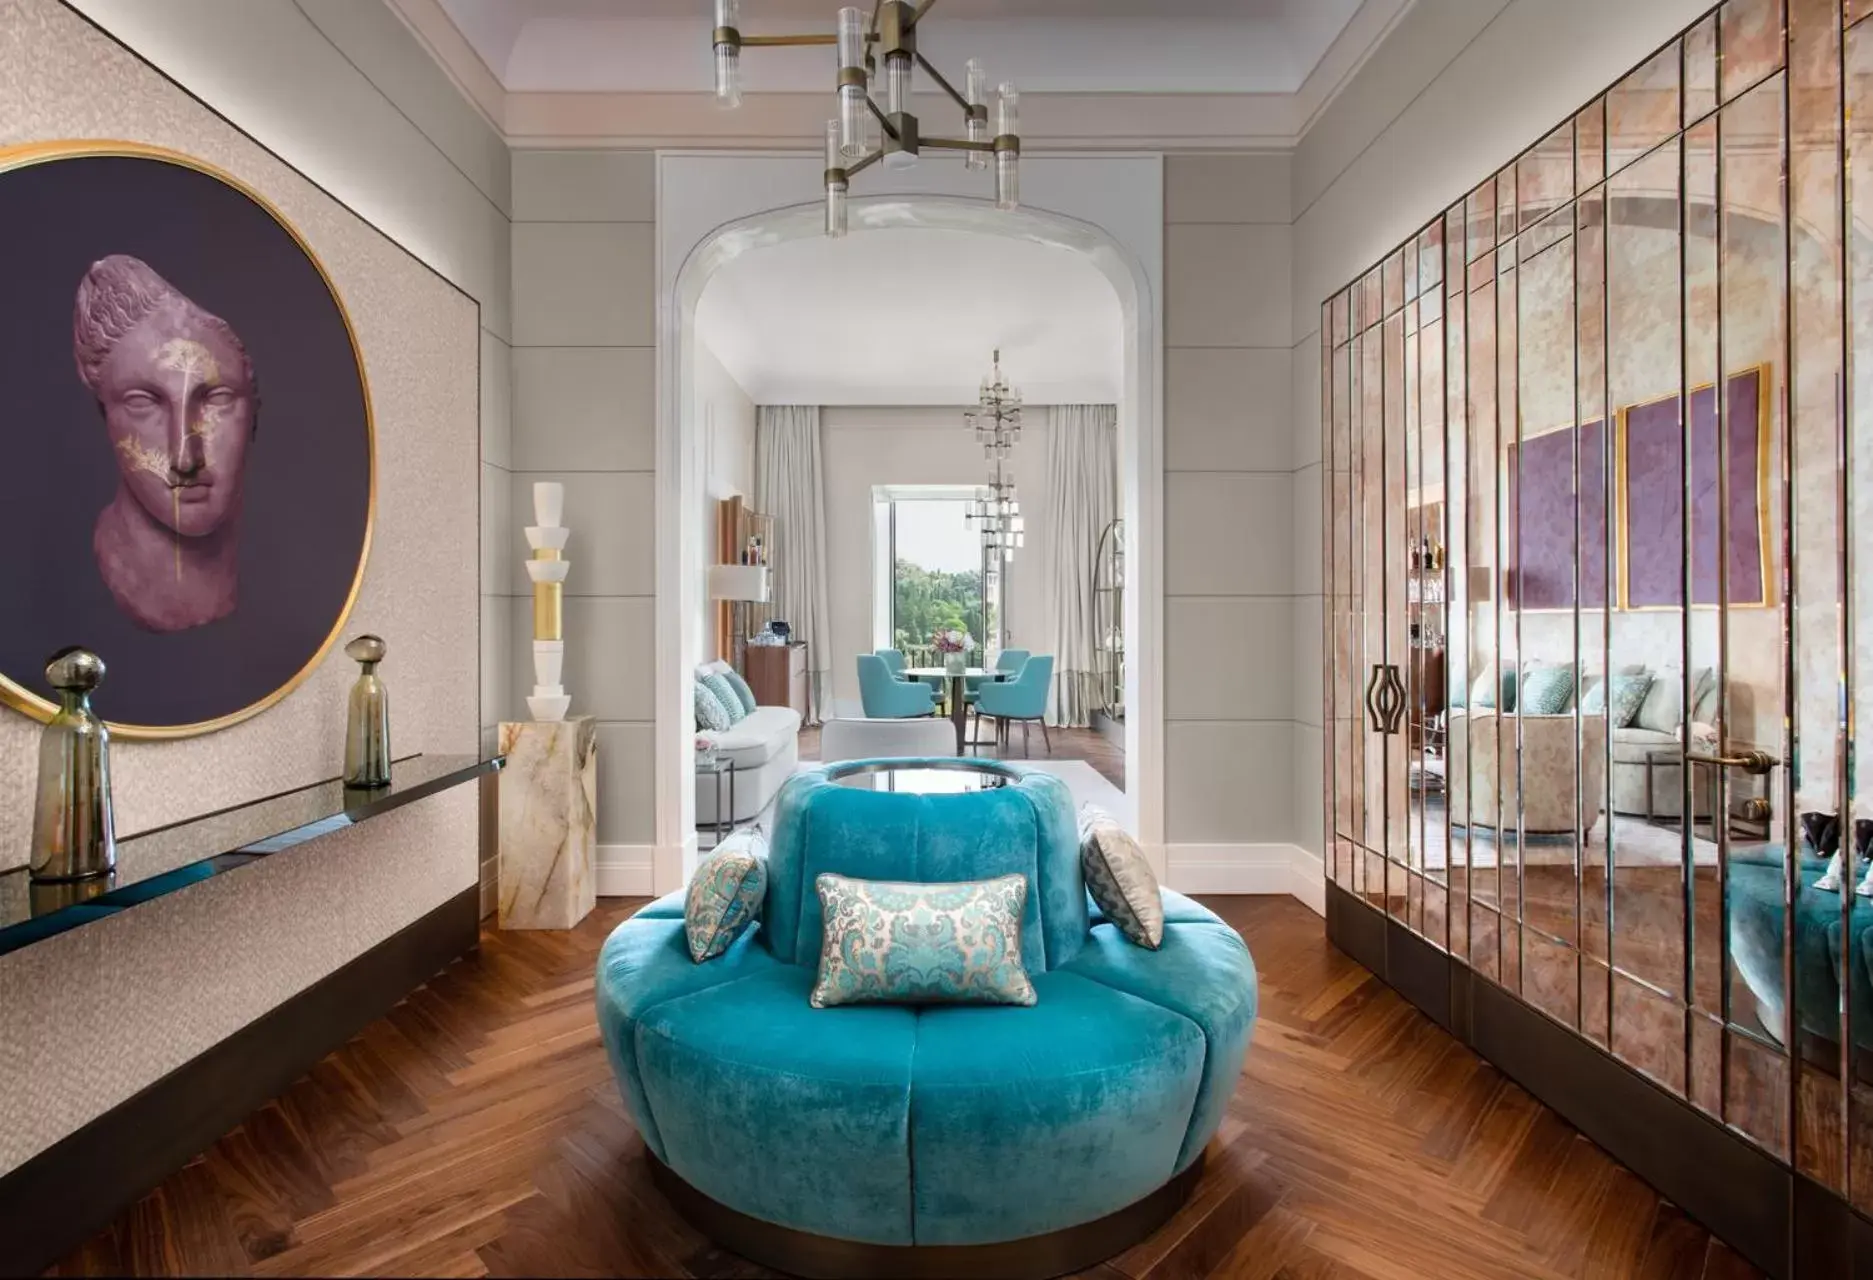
<box><xmin>0</xmin><ymin>753</ymin><xmax>500</xmax><ymax>959</ymax></box>
<box><xmin>0</xmin><ymin>752</ymin><xmax>501</xmax><ymax>1274</ymax></box>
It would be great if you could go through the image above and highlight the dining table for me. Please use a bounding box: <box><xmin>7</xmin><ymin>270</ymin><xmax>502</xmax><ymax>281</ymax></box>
<box><xmin>902</xmin><ymin>666</ymin><xmax>1008</xmax><ymax>755</ymax></box>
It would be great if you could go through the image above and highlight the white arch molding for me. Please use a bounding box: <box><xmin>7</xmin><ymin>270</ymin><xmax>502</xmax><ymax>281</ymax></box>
<box><xmin>653</xmin><ymin>151</ymin><xmax>1164</xmax><ymax>893</ymax></box>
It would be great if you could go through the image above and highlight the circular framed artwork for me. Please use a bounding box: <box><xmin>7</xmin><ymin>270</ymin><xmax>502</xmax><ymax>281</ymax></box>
<box><xmin>0</xmin><ymin>142</ymin><xmax>374</xmax><ymax>738</ymax></box>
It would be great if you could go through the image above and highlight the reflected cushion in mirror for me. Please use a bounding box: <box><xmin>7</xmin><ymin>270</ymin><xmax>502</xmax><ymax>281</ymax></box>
<box><xmin>1517</xmin><ymin>664</ymin><xmax>1577</xmax><ymax>716</ymax></box>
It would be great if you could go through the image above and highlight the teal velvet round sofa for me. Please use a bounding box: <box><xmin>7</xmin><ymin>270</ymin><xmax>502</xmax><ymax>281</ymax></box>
<box><xmin>595</xmin><ymin>759</ymin><xmax>1259</xmax><ymax>1278</ymax></box>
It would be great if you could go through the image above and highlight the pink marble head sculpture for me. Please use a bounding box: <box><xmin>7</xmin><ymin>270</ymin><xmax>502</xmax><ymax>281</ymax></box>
<box><xmin>74</xmin><ymin>254</ymin><xmax>257</xmax><ymax>632</ymax></box>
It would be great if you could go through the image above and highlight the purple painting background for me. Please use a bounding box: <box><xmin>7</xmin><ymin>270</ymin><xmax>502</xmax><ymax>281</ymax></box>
<box><xmin>0</xmin><ymin>154</ymin><xmax>370</xmax><ymax>728</ymax></box>
<box><xmin>1621</xmin><ymin>370</ymin><xmax>1767</xmax><ymax>608</ymax></box>
<box><xmin>1507</xmin><ymin>419</ymin><xmax>1609</xmax><ymax>609</ymax></box>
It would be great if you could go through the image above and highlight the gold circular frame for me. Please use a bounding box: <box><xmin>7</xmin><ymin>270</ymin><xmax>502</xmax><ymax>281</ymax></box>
<box><xmin>0</xmin><ymin>140</ymin><xmax>377</xmax><ymax>740</ymax></box>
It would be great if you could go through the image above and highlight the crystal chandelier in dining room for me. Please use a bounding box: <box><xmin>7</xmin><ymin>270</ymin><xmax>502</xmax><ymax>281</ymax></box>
<box><xmin>710</xmin><ymin>1</ymin><xmax>1022</xmax><ymax>237</ymax></box>
<box><xmin>965</xmin><ymin>349</ymin><xmax>1023</xmax><ymax>561</ymax></box>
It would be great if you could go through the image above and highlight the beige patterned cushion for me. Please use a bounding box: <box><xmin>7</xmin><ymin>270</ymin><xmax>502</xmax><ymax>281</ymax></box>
<box><xmin>1078</xmin><ymin>804</ymin><xmax>1163</xmax><ymax>949</ymax></box>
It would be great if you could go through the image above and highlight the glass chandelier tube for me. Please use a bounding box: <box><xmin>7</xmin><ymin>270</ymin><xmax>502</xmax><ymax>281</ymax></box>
<box><xmin>713</xmin><ymin>0</ymin><xmax>742</xmax><ymax>108</ymax></box>
<box><xmin>964</xmin><ymin>59</ymin><xmax>988</xmax><ymax>172</ymax></box>
<box><xmin>995</xmin><ymin>82</ymin><xmax>1020</xmax><ymax>209</ymax></box>
<box><xmin>884</xmin><ymin>53</ymin><xmax>913</xmax><ymax>115</ymax></box>
<box><xmin>836</xmin><ymin>8</ymin><xmax>868</xmax><ymax>157</ymax></box>
<box><xmin>884</xmin><ymin>53</ymin><xmax>916</xmax><ymax>169</ymax></box>
<box><xmin>825</xmin><ymin>121</ymin><xmax>848</xmax><ymax>238</ymax></box>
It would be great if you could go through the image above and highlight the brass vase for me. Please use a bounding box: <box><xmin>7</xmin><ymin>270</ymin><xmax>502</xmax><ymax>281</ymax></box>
<box><xmin>29</xmin><ymin>647</ymin><xmax>116</xmax><ymax>883</ymax></box>
<box><xmin>343</xmin><ymin>634</ymin><xmax>391</xmax><ymax>789</ymax></box>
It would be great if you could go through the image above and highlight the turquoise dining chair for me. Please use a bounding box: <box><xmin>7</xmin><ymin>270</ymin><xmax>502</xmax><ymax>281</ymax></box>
<box><xmin>973</xmin><ymin>654</ymin><xmax>1054</xmax><ymax>756</ymax></box>
<box><xmin>858</xmin><ymin>654</ymin><xmax>941</xmax><ymax>719</ymax></box>
<box><xmin>964</xmin><ymin>648</ymin><xmax>1030</xmax><ymax>705</ymax></box>
<box><xmin>875</xmin><ymin>648</ymin><xmax>911</xmax><ymax>679</ymax></box>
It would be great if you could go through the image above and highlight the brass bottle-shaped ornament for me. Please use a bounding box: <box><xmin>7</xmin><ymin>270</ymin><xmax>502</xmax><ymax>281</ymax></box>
<box><xmin>343</xmin><ymin>634</ymin><xmax>391</xmax><ymax>788</ymax></box>
<box><xmin>29</xmin><ymin>647</ymin><xmax>116</xmax><ymax>882</ymax></box>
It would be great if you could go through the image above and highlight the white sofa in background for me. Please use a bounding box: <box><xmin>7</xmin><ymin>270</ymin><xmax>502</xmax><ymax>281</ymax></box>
<box><xmin>695</xmin><ymin>661</ymin><xmax>800</xmax><ymax>826</ymax></box>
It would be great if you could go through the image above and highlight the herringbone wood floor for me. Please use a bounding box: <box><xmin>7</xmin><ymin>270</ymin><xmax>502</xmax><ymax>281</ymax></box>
<box><xmin>48</xmin><ymin>897</ymin><xmax>1762</xmax><ymax>1279</ymax></box>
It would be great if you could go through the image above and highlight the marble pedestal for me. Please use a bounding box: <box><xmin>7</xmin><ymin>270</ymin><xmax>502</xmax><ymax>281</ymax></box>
<box><xmin>497</xmin><ymin>716</ymin><xmax>597</xmax><ymax>930</ymax></box>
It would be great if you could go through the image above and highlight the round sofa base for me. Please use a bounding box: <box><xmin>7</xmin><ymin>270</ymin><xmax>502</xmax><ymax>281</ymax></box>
<box><xmin>647</xmin><ymin>1153</ymin><xmax>1205</xmax><ymax>1280</ymax></box>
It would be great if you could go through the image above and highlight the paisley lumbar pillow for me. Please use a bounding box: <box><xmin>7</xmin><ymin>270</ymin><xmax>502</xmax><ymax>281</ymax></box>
<box><xmin>1079</xmin><ymin>804</ymin><xmax>1164</xmax><ymax>949</ymax></box>
<box><xmin>684</xmin><ymin>831</ymin><xmax>767</xmax><ymax>962</ymax></box>
<box><xmin>810</xmin><ymin>872</ymin><xmax>1036</xmax><ymax>1008</ymax></box>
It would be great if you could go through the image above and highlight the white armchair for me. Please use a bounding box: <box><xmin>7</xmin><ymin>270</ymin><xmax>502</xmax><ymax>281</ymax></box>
<box><xmin>1447</xmin><ymin>711</ymin><xmax>1606</xmax><ymax>839</ymax></box>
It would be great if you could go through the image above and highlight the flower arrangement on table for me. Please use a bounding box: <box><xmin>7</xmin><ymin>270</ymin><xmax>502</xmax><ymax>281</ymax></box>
<box><xmin>932</xmin><ymin>629</ymin><xmax>977</xmax><ymax>675</ymax></box>
<box><xmin>695</xmin><ymin>732</ymin><xmax>719</xmax><ymax>766</ymax></box>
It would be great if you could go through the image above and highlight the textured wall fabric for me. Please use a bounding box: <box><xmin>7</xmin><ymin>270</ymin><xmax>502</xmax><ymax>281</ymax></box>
<box><xmin>0</xmin><ymin>0</ymin><xmax>479</xmax><ymax>1175</ymax></box>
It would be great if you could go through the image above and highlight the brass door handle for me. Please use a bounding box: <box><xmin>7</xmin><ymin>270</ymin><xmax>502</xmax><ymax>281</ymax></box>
<box><xmin>1684</xmin><ymin>749</ymin><xmax>1779</xmax><ymax>776</ymax></box>
<box><xmin>1364</xmin><ymin>663</ymin><xmax>1406</xmax><ymax>736</ymax></box>
<box><xmin>1377</xmin><ymin>663</ymin><xmax>1407</xmax><ymax>735</ymax></box>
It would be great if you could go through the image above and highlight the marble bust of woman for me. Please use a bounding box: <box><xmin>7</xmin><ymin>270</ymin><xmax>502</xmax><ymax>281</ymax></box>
<box><xmin>73</xmin><ymin>254</ymin><xmax>258</xmax><ymax>632</ymax></box>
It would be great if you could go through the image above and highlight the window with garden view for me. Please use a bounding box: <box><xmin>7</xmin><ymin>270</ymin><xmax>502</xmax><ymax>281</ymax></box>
<box><xmin>873</xmin><ymin>491</ymin><xmax>1002</xmax><ymax>668</ymax></box>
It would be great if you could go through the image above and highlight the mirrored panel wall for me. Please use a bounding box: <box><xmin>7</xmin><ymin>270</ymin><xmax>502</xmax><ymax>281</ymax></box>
<box><xmin>1324</xmin><ymin>0</ymin><xmax>1873</xmax><ymax>1213</ymax></box>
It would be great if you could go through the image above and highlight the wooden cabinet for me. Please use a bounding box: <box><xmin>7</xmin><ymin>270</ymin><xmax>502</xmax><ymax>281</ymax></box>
<box><xmin>744</xmin><ymin>643</ymin><xmax>808</xmax><ymax>716</ymax></box>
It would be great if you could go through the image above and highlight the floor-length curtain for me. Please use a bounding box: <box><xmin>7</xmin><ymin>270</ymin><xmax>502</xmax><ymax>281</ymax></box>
<box><xmin>754</xmin><ymin>405</ymin><xmax>833</xmax><ymax>724</ymax></box>
<box><xmin>1045</xmin><ymin>405</ymin><xmax>1117</xmax><ymax>727</ymax></box>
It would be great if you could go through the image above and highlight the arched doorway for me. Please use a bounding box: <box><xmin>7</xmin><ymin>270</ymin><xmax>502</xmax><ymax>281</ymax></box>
<box><xmin>654</xmin><ymin>159</ymin><xmax>1163</xmax><ymax>893</ymax></box>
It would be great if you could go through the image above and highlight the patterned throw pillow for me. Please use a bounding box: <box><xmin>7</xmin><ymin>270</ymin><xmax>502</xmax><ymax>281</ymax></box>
<box><xmin>1605</xmin><ymin>672</ymin><xmax>1655</xmax><ymax>728</ymax></box>
<box><xmin>1517</xmin><ymin>665</ymin><xmax>1576</xmax><ymax>716</ymax></box>
<box><xmin>700</xmin><ymin>673</ymin><xmax>747</xmax><ymax>725</ymax></box>
<box><xmin>694</xmin><ymin>680</ymin><xmax>734</xmax><ymax>732</ymax></box>
<box><xmin>684</xmin><ymin>833</ymin><xmax>767</xmax><ymax>962</ymax></box>
<box><xmin>722</xmin><ymin>669</ymin><xmax>759</xmax><ymax>715</ymax></box>
<box><xmin>810</xmin><ymin>873</ymin><xmax>1036</xmax><ymax>1008</ymax></box>
<box><xmin>1079</xmin><ymin>804</ymin><xmax>1163</xmax><ymax>949</ymax></box>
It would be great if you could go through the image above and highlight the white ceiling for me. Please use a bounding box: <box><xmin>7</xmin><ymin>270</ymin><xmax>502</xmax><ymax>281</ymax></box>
<box><xmin>435</xmin><ymin>0</ymin><xmax>1366</xmax><ymax>94</ymax></box>
<box><xmin>694</xmin><ymin>227</ymin><xmax>1123</xmax><ymax>405</ymax></box>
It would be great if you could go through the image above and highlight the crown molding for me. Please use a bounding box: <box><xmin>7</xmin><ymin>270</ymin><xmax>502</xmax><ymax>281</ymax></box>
<box><xmin>384</xmin><ymin>0</ymin><xmax>1420</xmax><ymax>153</ymax></box>
<box><xmin>385</xmin><ymin>0</ymin><xmax>507</xmax><ymax>132</ymax></box>
<box><xmin>1292</xmin><ymin>0</ymin><xmax>1417</xmax><ymax>136</ymax></box>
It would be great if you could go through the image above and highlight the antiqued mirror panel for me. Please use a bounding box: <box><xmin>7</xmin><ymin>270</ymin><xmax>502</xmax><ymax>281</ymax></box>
<box><xmin>1319</xmin><ymin>0</ymin><xmax>1873</xmax><ymax>1203</ymax></box>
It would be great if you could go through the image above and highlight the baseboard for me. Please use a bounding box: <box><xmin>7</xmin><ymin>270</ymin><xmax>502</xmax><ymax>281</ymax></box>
<box><xmin>1165</xmin><ymin>843</ymin><xmax>1325</xmax><ymax>915</ymax></box>
<box><xmin>0</xmin><ymin>884</ymin><xmax>479</xmax><ymax>1276</ymax></box>
<box><xmin>597</xmin><ymin>843</ymin><xmax>656</xmax><ymax>897</ymax></box>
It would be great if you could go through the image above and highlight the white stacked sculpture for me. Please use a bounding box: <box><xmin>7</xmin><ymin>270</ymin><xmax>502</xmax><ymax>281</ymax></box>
<box><xmin>526</xmin><ymin>481</ymin><xmax>572</xmax><ymax>721</ymax></box>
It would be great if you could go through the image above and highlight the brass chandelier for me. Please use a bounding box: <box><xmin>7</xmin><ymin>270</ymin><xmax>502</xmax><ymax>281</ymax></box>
<box><xmin>965</xmin><ymin>350</ymin><xmax>1023</xmax><ymax>561</ymax></box>
<box><xmin>711</xmin><ymin>1</ymin><xmax>1022</xmax><ymax>236</ymax></box>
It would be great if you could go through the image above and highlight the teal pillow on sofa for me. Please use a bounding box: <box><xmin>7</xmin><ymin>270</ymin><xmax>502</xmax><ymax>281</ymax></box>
<box><xmin>695</xmin><ymin>679</ymin><xmax>734</xmax><ymax>732</ymax></box>
<box><xmin>700</xmin><ymin>673</ymin><xmax>747</xmax><ymax>725</ymax></box>
<box><xmin>1582</xmin><ymin>671</ymin><xmax>1654</xmax><ymax>727</ymax></box>
<box><xmin>810</xmin><ymin>872</ymin><xmax>1037</xmax><ymax>1008</ymax></box>
<box><xmin>722</xmin><ymin>669</ymin><xmax>759</xmax><ymax>714</ymax></box>
<box><xmin>1517</xmin><ymin>665</ymin><xmax>1576</xmax><ymax>715</ymax></box>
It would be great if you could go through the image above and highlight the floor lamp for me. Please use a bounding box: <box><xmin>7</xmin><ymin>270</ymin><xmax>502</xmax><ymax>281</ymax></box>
<box><xmin>708</xmin><ymin>564</ymin><xmax>770</xmax><ymax>672</ymax></box>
